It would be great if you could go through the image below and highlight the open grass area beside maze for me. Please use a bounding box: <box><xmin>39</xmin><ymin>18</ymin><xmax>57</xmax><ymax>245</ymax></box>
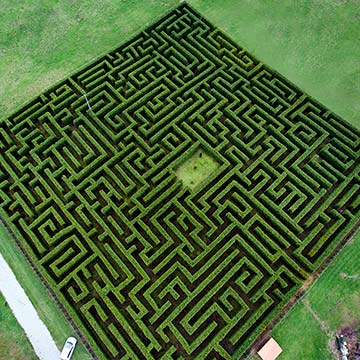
<box><xmin>0</xmin><ymin>291</ymin><xmax>37</xmax><ymax>360</ymax></box>
<box><xmin>270</xmin><ymin>229</ymin><xmax>360</xmax><ymax>360</ymax></box>
<box><xmin>0</xmin><ymin>223</ymin><xmax>91</xmax><ymax>360</ymax></box>
<box><xmin>247</xmin><ymin>230</ymin><xmax>360</xmax><ymax>360</ymax></box>
<box><xmin>0</xmin><ymin>3</ymin><xmax>359</xmax><ymax>360</ymax></box>
<box><xmin>1</xmin><ymin>0</ymin><xmax>359</xmax><ymax>129</ymax></box>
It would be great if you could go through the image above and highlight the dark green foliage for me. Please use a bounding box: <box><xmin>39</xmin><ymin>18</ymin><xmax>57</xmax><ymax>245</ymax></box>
<box><xmin>0</xmin><ymin>4</ymin><xmax>359</xmax><ymax>359</ymax></box>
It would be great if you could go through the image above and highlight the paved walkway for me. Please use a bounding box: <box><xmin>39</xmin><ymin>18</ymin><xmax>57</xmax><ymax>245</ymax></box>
<box><xmin>0</xmin><ymin>252</ymin><xmax>60</xmax><ymax>360</ymax></box>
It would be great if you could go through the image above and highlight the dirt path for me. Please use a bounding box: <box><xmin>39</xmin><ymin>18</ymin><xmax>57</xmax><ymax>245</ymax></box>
<box><xmin>0</xmin><ymin>252</ymin><xmax>60</xmax><ymax>360</ymax></box>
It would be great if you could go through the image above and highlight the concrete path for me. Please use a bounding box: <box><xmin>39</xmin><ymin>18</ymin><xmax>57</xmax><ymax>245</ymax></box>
<box><xmin>0</xmin><ymin>252</ymin><xmax>60</xmax><ymax>360</ymax></box>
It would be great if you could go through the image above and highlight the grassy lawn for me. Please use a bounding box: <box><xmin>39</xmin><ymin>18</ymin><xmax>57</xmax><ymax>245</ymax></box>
<box><xmin>175</xmin><ymin>148</ymin><xmax>220</xmax><ymax>189</ymax></box>
<box><xmin>0</xmin><ymin>223</ymin><xmax>91</xmax><ymax>360</ymax></box>
<box><xmin>269</xmin><ymin>303</ymin><xmax>335</xmax><ymax>359</ymax></box>
<box><xmin>0</xmin><ymin>0</ymin><xmax>359</xmax><ymax>358</ymax></box>
<box><xmin>247</xmin><ymin>229</ymin><xmax>360</xmax><ymax>360</ymax></box>
<box><xmin>0</xmin><ymin>292</ymin><xmax>38</xmax><ymax>360</ymax></box>
<box><xmin>0</xmin><ymin>0</ymin><xmax>359</xmax><ymax>129</ymax></box>
<box><xmin>248</xmin><ymin>300</ymin><xmax>333</xmax><ymax>360</ymax></box>
<box><xmin>266</xmin><ymin>229</ymin><xmax>360</xmax><ymax>360</ymax></box>
<box><xmin>0</xmin><ymin>0</ymin><xmax>180</xmax><ymax>120</ymax></box>
<box><xmin>190</xmin><ymin>0</ymin><xmax>360</xmax><ymax>129</ymax></box>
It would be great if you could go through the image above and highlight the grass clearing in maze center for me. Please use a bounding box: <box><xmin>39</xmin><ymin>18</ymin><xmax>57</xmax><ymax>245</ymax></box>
<box><xmin>0</xmin><ymin>3</ymin><xmax>359</xmax><ymax>359</ymax></box>
<box><xmin>268</xmin><ymin>230</ymin><xmax>360</xmax><ymax>360</ymax></box>
<box><xmin>175</xmin><ymin>147</ymin><xmax>220</xmax><ymax>189</ymax></box>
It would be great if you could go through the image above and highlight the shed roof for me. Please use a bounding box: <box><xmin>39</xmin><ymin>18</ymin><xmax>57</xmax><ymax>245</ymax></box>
<box><xmin>257</xmin><ymin>338</ymin><xmax>283</xmax><ymax>360</ymax></box>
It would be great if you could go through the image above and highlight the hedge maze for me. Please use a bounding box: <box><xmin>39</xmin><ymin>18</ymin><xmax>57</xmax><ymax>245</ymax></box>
<box><xmin>0</xmin><ymin>4</ymin><xmax>359</xmax><ymax>359</ymax></box>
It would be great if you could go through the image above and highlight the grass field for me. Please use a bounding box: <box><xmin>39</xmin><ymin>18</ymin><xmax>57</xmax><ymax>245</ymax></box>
<box><xmin>0</xmin><ymin>0</ymin><xmax>359</xmax><ymax>129</ymax></box>
<box><xmin>0</xmin><ymin>291</ymin><xmax>38</xmax><ymax>360</ymax></box>
<box><xmin>248</xmin><ymin>229</ymin><xmax>360</xmax><ymax>360</ymax></box>
<box><xmin>0</xmin><ymin>1</ymin><xmax>359</xmax><ymax>359</ymax></box>
<box><xmin>175</xmin><ymin>148</ymin><xmax>220</xmax><ymax>189</ymax></box>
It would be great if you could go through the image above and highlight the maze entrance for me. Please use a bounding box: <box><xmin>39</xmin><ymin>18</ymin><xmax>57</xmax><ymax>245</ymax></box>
<box><xmin>0</xmin><ymin>4</ymin><xmax>359</xmax><ymax>360</ymax></box>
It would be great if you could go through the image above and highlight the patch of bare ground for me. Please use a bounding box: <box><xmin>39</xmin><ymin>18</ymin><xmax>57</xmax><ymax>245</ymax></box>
<box><xmin>300</xmin><ymin>274</ymin><xmax>315</xmax><ymax>292</ymax></box>
<box><xmin>333</xmin><ymin>294</ymin><xmax>360</xmax><ymax>329</ymax></box>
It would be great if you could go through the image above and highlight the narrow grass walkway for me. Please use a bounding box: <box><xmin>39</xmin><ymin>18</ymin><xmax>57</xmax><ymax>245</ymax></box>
<box><xmin>0</xmin><ymin>291</ymin><xmax>38</xmax><ymax>359</ymax></box>
<box><xmin>0</xmin><ymin>252</ymin><xmax>60</xmax><ymax>360</ymax></box>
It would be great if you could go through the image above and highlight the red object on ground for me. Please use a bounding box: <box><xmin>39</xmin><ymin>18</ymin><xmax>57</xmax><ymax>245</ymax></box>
<box><xmin>257</xmin><ymin>338</ymin><xmax>283</xmax><ymax>360</ymax></box>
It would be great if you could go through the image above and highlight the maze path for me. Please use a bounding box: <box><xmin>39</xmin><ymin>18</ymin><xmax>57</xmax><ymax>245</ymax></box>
<box><xmin>0</xmin><ymin>4</ymin><xmax>359</xmax><ymax>359</ymax></box>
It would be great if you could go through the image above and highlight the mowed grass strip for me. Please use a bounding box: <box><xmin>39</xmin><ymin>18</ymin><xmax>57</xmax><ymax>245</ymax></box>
<box><xmin>0</xmin><ymin>292</ymin><xmax>37</xmax><ymax>360</ymax></box>
<box><xmin>0</xmin><ymin>223</ymin><xmax>91</xmax><ymax>360</ymax></box>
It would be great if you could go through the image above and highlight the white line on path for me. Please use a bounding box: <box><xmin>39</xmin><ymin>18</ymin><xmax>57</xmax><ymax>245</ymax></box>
<box><xmin>0</xmin><ymin>252</ymin><xmax>60</xmax><ymax>360</ymax></box>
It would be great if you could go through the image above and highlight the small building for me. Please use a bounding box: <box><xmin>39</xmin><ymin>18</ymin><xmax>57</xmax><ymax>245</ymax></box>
<box><xmin>257</xmin><ymin>338</ymin><xmax>283</xmax><ymax>360</ymax></box>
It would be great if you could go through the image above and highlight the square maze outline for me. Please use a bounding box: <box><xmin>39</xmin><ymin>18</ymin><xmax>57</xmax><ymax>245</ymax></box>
<box><xmin>0</xmin><ymin>3</ymin><xmax>359</xmax><ymax>360</ymax></box>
